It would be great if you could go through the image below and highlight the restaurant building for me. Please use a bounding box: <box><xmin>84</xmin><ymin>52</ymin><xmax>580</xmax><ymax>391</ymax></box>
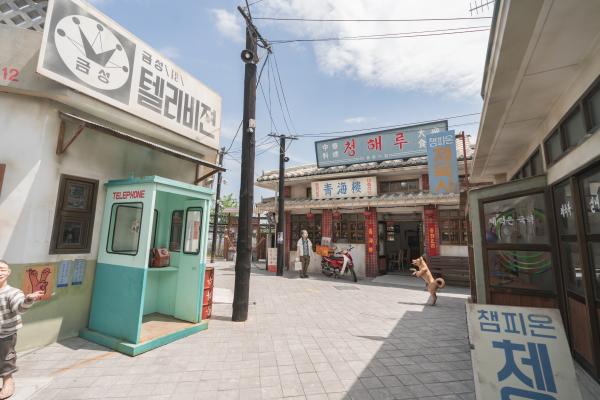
<box><xmin>256</xmin><ymin>123</ymin><xmax>474</xmax><ymax>279</ymax></box>
<box><xmin>468</xmin><ymin>0</ymin><xmax>600</xmax><ymax>381</ymax></box>
<box><xmin>0</xmin><ymin>1</ymin><xmax>222</xmax><ymax>351</ymax></box>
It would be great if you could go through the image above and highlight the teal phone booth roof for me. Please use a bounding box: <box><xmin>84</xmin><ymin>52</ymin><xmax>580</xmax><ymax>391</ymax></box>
<box><xmin>81</xmin><ymin>176</ymin><xmax>212</xmax><ymax>356</ymax></box>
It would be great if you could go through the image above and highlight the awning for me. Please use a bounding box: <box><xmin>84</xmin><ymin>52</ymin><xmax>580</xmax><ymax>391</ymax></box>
<box><xmin>256</xmin><ymin>192</ymin><xmax>459</xmax><ymax>212</ymax></box>
<box><xmin>58</xmin><ymin>111</ymin><xmax>225</xmax><ymax>174</ymax></box>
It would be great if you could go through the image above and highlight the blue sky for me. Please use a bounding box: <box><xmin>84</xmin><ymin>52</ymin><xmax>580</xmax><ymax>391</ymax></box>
<box><xmin>90</xmin><ymin>0</ymin><xmax>492</xmax><ymax>200</ymax></box>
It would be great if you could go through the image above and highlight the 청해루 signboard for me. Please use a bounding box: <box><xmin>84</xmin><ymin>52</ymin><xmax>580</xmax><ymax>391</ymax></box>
<box><xmin>426</xmin><ymin>130</ymin><xmax>459</xmax><ymax>194</ymax></box>
<box><xmin>311</xmin><ymin>176</ymin><xmax>377</xmax><ymax>200</ymax></box>
<box><xmin>37</xmin><ymin>0</ymin><xmax>221</xmax><ymax>150</ymax></box>
<box><xmin>314</xmin><ymin>120</ymin><xmax>448</xmax><ymax>168</ymax></box>
<box><xmin>466</xmin><ymin>303</ymin><xmax>582</xmax><ymax>400</ymax></box>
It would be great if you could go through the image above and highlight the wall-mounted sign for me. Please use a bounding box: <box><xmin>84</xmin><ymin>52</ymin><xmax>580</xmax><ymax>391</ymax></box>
<box><xmin>57</xmin><ymin>260</ymin><xmax>72</xmax><ymax>288</ymax></box>
<box><xmin>424</xmin><ymin>207</ymin><xmax>439</xmax><ymax>256</ymax></box>
<box><xmin>467</xmin><ymin>304</ymin><xmax>582</xmax><ymax>400</ymax></box>
<box><xmin>314</xmin><ymin>120</ymin><xmax>448</xmax><ymax>168</ymax></box>
<box><xmin>72</xmin><ymin>259</ymin><xmax>86</xmax><ymax>285</ymax></box>
<box><xmin>267</xmin><ymin>248</ymin><xmax>277</xmax><ymax>273</ymax></box>
<box><xmin>427</xmin><ymin>130</ymin><xmax>459</xmax><ymax>194</ymax></box>
<box><xmin>37</xmin><ymin>0</ymin><xmax>221</xmax><ymax>149</ymax></box>
<box><xmin>311</xmin><ymin>176</ymin><xmax>377</xmax><ymax>200</ymax></box>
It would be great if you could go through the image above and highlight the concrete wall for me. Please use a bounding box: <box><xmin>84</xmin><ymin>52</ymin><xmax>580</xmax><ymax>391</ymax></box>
<box><xmin>0</xmin><ymin>92</ymin><xmax>197</xmax><ymax>351</ymax></box>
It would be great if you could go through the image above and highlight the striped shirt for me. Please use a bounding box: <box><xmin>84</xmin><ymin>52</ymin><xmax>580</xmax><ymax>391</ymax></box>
<box><xmin>0</xmin><ymin>285</ymin><xmax>34</xmax><ymax>338</ymax></box>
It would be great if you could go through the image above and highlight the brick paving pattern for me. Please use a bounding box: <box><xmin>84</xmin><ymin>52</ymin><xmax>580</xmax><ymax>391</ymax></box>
<box><xmin>12</xmin><ymin>261</ymin><xmax>599</xmax><ymax>399</ymax></box>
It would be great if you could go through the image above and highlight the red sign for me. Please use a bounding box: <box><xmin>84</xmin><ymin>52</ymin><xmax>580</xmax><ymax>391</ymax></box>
<box><xmin>113</xmin><ymin>190</ymin><xmax>145</xmax><ymax>200</ymax></box>
<box><xmin>424</xmin><ymin>207</ymin><xmax>439</xmax><ymax>256</ymax></box>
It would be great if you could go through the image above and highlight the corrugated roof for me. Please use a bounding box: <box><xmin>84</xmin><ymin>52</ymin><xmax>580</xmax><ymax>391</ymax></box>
<box><xmin>257</xmin><ymin>136</ymin><xmax>474</xmax><ymax>182</ymax></box>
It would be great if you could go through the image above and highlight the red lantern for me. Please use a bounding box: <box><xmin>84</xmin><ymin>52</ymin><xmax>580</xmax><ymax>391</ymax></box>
<box><xmin>363</xmin><ymin>208</ymin><xmax>372</xmax><ymax>218</ymax></box>
<box><xmin>333</xmin><ymin>210</ymin><xmax>341</xmax><ymax>220</ymax></box>
<box><xmin>307</xmin><ymin>211</ymin><xmax>314</xmax><ymax>220</ymax></box>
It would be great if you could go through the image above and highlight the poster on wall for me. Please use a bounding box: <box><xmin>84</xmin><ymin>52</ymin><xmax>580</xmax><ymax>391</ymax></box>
<box><xmin>424</xmin><ymin>208</ymin><xmax>439</xmax><ymax>256</ymax></box>
<box><xmin>57</xmin><ymin>260</ymin><xmax>72</xmax><ymax>288</ymax></box>
<box><xmin>427</xmin><ymin>130</ymin><xmax>459</xmax><ymax>194</ymax></box>
<box><xmin>267</xmin><ymin>248</ymin><xmax>277</xmax><ymax>273</ymax></box>
<box><xmin>72</xmin><ymin>259</ymin><xmax>86</xmax><ymax>285</ymax></box>
<box><xmin>23</xmin><ymin>265</ymin><xmax>56</xmax><ymax>301</ymax></box>
<box><xmin>466</xmin><ymin>304</ymin><xmax>582</xmax><ymax>400</ymax></box>
<box><xmin>37</xmin><ymin>0</ymin><xmax>221</xmax><ymax>149</ymax></box>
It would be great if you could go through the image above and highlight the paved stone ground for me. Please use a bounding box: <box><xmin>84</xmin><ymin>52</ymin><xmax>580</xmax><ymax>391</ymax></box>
<box><xmin>10</xmin><ymin>261</ymin><xmax>600</xmax><ymax>399</ymax></box>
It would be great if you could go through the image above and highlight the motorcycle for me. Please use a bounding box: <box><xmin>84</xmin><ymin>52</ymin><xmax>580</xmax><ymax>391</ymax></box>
<box><xmin>321</xmin><ymin>246</ymin><xmax>357</xmax><ymax>282</ymax></box>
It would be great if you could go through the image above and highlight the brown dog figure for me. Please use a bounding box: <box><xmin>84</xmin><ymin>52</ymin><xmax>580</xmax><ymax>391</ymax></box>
<box><xmin>410</xmin><ymin>256</ymin><xmax>445</xmax><ymax>306</ymax></box>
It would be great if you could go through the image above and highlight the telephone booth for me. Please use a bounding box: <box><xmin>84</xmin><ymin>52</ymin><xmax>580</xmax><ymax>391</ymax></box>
<box><xmin>80</xmin><ymin>176</ymin><xmax>212</xmax><ymax>356</ymax></box>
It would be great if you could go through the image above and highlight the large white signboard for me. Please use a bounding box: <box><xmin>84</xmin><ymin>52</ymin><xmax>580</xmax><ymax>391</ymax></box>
<box><xmin>311</xmin><ymin>176</ymin><xmax>377</xmax><ymax>200</ymax></box>
<box><xmin>37</xmin><ymin>0</ymin><xmax>221</xmax><ymax>149</ymax></box>
<box><xmin>466</xmin><ymin>304</ymin><xmax>582</xmax><ymax>400</ymax></box>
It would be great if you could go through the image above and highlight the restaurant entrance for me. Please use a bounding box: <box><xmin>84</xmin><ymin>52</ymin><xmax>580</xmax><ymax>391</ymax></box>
<box><xmin>379</xmin><ymin>217</ymin><xmax>422</xmax><ymax>273</ymax></box>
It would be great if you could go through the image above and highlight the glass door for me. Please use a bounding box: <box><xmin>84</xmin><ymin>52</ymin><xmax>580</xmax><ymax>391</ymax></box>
<box><xmin>553</xmin><ymin>179</ymin><xmax>595</xmax><ymax>368</ymax></box>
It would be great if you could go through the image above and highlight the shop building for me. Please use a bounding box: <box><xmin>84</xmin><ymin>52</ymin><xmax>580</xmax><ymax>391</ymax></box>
<box><xmin>468</xmin><ymin>0</ymin><xmax>600</xmax><ymax>380</ymax></box>
<box><xmin>256</xmin><ymin>132</ymin><xmax>474</xmax><ymax>279</ymax></box>
<box><xmin>0</xmin><ymin>1</ymin><xmax>222</xmax><ymax>352</ymax></box>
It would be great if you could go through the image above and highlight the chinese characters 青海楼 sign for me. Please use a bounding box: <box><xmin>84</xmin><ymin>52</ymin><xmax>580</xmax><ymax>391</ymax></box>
<box><xmin>311</xmin><ymin>176</ymin><xmax>377</xmax><ymax>200</ymax></box>
<box><xmin>314</xmin><ymin>120</ymin><xmax>448</xmax><ymax>168</ymax></box>
<box><xmin>37</xmin><ymin>0</ymin><xmax>221</xmax><ymax>149</ymax></box>
<box><xmin>466</xmin><ymin>304</ymin><xmax>582</xmax><ymax>400</ymax></box>
<box><xmin>426</xmin><ymin>130</ymin><xmax>459</xmax><ymax>194</ymax></box>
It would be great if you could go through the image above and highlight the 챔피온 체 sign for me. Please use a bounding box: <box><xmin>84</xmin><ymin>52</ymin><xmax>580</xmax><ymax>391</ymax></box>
<box><xmin>426</xmin><ymin>130</ymin><xmax>459</xmax><ymax>194</ymax></box>
<box><xmin>311</xmin><ymin>176</ymin><xmax>377</xmax><ymax>200</ymax></box>
<box><xmin>37</xmin><ymin>0</ymin><xmax>221</xmax><ymax>150</ymax></box>
<box><xmin>466</xmin><ymin>303</ymin><xmax>582</xmax><ymax>400</ymax></box>
<box><xmin>314</xmin><ymin>120</ymin><xmax>448</xmax><ymax>168</ymax></box>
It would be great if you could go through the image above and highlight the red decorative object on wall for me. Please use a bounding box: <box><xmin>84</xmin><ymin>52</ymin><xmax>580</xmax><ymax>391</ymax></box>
<box><xmin>364</xmin><ymin>208</ymin><xmax>378</xmax><ymax>277</ymax></box>
<box><xmin>424</xmin><ymin>206</ymin><xmax>439</xmax><ymax>257</ymax></box>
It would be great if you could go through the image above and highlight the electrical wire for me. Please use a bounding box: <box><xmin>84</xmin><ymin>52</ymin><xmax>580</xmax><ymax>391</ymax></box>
<box><xmin>294</xmin><ymin>112</ymin><xmax>482</xmax><ymax>137</ymax></box>
<box><xmin>247</xmin><ymin>0</ymin><xmax>267</xmax><ymax>6</ymax></box>
<box><xmin>272</xmin><ymin>53</ymin><xmax>298</xmax><ymax>134</ymax></box>
<box><xmin>223</xmin><ymin>51</ymin><xmax>271</xmax><ymax>154</ymax></box>
<box><xmin>270</xmin><ymin>27</ymin><xmax>490</xmax><ymax>44</ymax></box>
<box><xmin>269</xmin><ymin>57</ymin><xmax>292</xmax><ymax>134</ymax></box>
<box><xmin>254</xmin><ymin>16</ymin><xmax>493</xmax><ymax>22</ymax></box>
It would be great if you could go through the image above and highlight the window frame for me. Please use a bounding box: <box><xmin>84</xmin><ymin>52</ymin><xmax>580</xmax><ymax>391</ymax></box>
<box><xmin>332</xmin><ymin>213</ymin><xmax>365</xmax><ymax>243</ymax></box>
<box><xmin>106</xmin><ymin>202</ymin><xmax>144</xmax><ymax>256</ymax></box>
<box><xmin>169</xmin><ymin>210</ymin><xmax>184</xmax><ymax>252</ymax></box>
<box><xmin>438</xmin><ymin>209</ymin><xmax>468</xmax><ymax>245</ymax></box>
<box><xmin>49</xmin><ymin>175</ymin><xmax>99</xmax><ymax>254</ymax></box>
<box><xmin>183</xmin><ymin>207</ymin><xmax>203</xmax><ymax>255</ymax></box>
<box><xmin>290</xmin><ymin>214</ymin><xmax>322</xmax><ymax>251</ymax></box>
<box><xmin>379</xmin><ymin>179</ymin><xmax>420</xmax><ymax>194</ymax></box>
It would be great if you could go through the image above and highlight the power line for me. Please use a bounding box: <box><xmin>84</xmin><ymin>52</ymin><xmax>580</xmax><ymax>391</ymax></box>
<box><xmin>247</xmin><ymin>0</ymin><xmax>267</xmax><ymax>6</ymax></box>
<box><xmin>294</xmin><ymin>112</ymin><xmax>482</xmax><ymax>137</ymax></box>
<box><xmin>254</xmin><ymin>16</ymin><xmax>493</xmax><ymax>22</ymax></box>
<box><xmin>269</xmin><ymin>57</ymin><xmax>292</xmax><ymax>134</ymax></box>
<box><xmin>272</xmin><ymin>53</ymin><xmax>298</xmax><ymax>134</ymax></box>
<box><xmin>270</xmin><ymin>27</ymin><xmax>490</xmax><ymax>44</ymax></box>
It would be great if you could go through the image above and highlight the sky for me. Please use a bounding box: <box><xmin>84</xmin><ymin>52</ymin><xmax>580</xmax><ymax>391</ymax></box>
<box><xmin>89</xmin><ymin>0</ymin><xmax>493</xmax><ymax>201</ymax></box>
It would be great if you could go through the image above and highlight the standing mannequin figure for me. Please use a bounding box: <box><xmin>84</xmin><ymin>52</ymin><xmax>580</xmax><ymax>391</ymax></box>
<box><xmin>296</xmin><ymin>230</ymin><xmax>313</xmax><ymax>278</ymax></box>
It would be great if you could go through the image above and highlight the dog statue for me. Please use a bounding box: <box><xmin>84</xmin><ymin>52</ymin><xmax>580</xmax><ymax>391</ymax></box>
<box><xmin>410</xmin><ymin>256</ymin><xmax>445</xmax><ymax>306</ymax></box>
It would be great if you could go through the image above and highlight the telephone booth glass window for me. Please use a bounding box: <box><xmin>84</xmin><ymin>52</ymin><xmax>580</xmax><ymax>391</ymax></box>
<box><xmin>184</xmin><ymin>207</ymin><xmax>203</xmax><ymax>254</ymax></box>
<box><xmin>169</xmin><ymin>210</ymin><xmax>183</xmax><ymax>251</ymax></box>
<box><xmin>108</xmin><ymin>203</ymin><xmax>143</xmax><ymax>255</ymax></box>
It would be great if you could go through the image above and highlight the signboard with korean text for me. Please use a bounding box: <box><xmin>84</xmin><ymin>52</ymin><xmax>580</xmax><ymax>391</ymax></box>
<box><xmin>467</xmin><ymin>304</ymin><xmax>582</xmax><ymax>400</ymax></box>
<box><xmin>315</xmin><ymin>120</ymin><xmax>448</xmax><ymax>168</ymax></box>
<box><xmin>427</xmin><ymin>130</ymin><xmax>459</xmax><ymax>194</ymax></box>
<box><xmin>311</xmin><ymin>176</ymin><xmax>377</xmax><ymax>200</ymax></box>
<box><xmin>37</xmin><ymin>0</ymin><xmax>221</xmax><ymax>149</ymax></box>
<box><xmin>424</xmin><ymin>207</ymin><xmax>439</xmax><ymax>256</ymax></box>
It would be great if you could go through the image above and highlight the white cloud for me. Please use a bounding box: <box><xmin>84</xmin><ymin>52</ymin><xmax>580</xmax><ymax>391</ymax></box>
<box><xmin>211</xmin><ymin>9</ymin><xmax>244</xmax><ymax>43</ymax></box>
<box><xmin>158</xmin><ymin>46</ymin><xmax>181</xmax><ymax>60</ymax></box>
<box><xmin>261</xmin><ymin>0</ymin><xmax>492</xmax><ymax>96</ymax></box>
<box><xmin>344</xmin><ymin>116</ymin><xmax>369</xmax><ymax>124</ymax></box>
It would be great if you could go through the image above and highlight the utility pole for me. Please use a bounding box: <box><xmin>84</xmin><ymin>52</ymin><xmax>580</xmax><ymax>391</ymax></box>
<box><xmin>232</xmin><ymin>4</ymin><xmax>270</xmax><ymax>322</ymax></box>
<box><xmin>269</xmin><ymin>133</ymin><xmax>297</xmax><ymax>276</ymax></box>
<box><xmin>210</xmin><ymin>147</ymin><xmax>225</xmax><ymax>264</ymax></box>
